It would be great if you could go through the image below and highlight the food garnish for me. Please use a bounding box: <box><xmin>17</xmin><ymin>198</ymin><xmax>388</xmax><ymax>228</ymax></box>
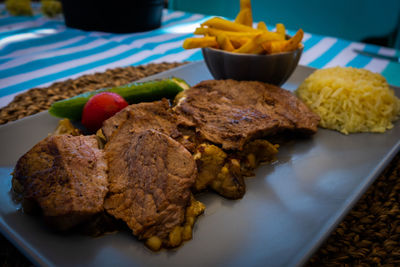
<box><xmin>81</xmin><ymin>92</ymin><xmax>128</xmax><ymax>132</ymax></box>
<box><xmin>182</xmin><ymin>0</ymin><xmax>303</xmax><ymax>54</ymax></box>
<box><xmin>296</xmin><ymin>67</ymin><xmax>400</xmax><ymax>134</ymax></box>
<box><xmin>49</xmin><ymin>77</ymin><xmax>189</xmax><ymax>121</ymax></box>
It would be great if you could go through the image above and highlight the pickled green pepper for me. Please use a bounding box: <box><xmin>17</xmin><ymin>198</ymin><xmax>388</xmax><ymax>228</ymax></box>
<box><xmin>49</xmin><ymin>77</ymin><xmax>190</xmax><ymax>121</ymax></box>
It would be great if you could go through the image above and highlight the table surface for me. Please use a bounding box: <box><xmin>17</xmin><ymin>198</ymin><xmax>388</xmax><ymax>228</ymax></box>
<box><xmin>1</xmin><ymin>5</ymin><xmax>400</xmax><ymax>267</ymax></box>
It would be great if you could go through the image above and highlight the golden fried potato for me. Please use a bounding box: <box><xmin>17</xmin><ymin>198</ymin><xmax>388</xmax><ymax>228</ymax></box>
<box><xmin>240</xmin><ymin>0</ymin><xmax>251</xmax><ymax>10</ymax></box>
<box><xmin>182</xmin><ymin>36</ymin><xmax>218</xmax><ymax>49</ymax></box>
<box><xmin>257</xmin><ymin>21</ymin><xmax>269</xmax><ymax>31</ymax></box>
<box><xmin>230</xmin><ymin>37</ymin><xmax>250</xmax><ymax>49</ymax></box>
<box><xmin>262</xmin><ymin>29</ymin><xmax>304</xmax><ymax>53</ymax></box>
<box><xmin>183</xmin><ymin>0</ymin><xmax>304</xmax><ymax>55</ymax></box>
<box><xmin>234</xmin><ymin>31</ymin><xmax>283</xmax><ymax>54</ymax></box>
<box><xmin>202</xmin><ymin>17</ymin><xmax>259</xmax><ymax>32</ymax></box>
<box><xmin>194</xmin><ymin>27</ymin><xmax>258</xmax><ymax>49</ymax></box>
<box><xmin>235</xmin><ymin>8</ymin><xmax>252</xmax><ymax>26</ymax></box>
<box><xmin>262</xmin><ymin>40</ymin><xmax>286</xmax><ymax>54</ymax></box>
<box><xmin>283</xmin><ymin>28</ymin><xmax>304</xmax><ymax>51</ymax></box>
<box><xmin>276</xmin><ymin>23</ymin><xmax>286</xmax><ymax>38</ymax></box>
<box><xmin>216</xmin><ymin>34</ymin><xmax>235</xmax><ymax>51</ymax></box>
<box><xmin>233</xmin><ymin>34</ymin><xmax>264</xmax><ymax>54</ymax></box>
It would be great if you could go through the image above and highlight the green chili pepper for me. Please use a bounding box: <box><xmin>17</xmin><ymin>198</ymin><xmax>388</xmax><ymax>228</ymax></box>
<box><xmin>49</xmin><ymin>77</ymin><xmax>190</xmax><ymax>121</ymax></box>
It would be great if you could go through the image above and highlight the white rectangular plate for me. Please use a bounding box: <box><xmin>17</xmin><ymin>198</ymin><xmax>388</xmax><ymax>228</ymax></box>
<box><xmin>1</xmin><ymin>61</ymin><xmax>399</xmax><ymax>267</ymax></box>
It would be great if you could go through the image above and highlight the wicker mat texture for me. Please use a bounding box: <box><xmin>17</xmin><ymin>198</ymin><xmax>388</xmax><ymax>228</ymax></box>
<box><xmin>0</xmin><ymin>62</ymin><xmax>399</xmax><ymax>267</ymax></box>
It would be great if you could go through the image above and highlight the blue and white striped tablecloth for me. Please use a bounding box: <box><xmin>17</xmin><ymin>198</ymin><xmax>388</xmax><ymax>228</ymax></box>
<box><xmin>0</xmin><ymin>7</ymin><xmax>399</xmax><ymax>108</ymax></box>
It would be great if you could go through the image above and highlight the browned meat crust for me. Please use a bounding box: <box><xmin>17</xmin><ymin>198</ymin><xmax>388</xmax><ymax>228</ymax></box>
<box><xmin>104</xmin><ymin>129</ymin><xmax>197</xmax><ymax>241</ymax></box>
<box><xmin>102</xmin><ymin>99</ymin><xmax>176</xmax><ymax>140</ymax></box>
<box><xmin>102</xmin><ymin>99</ymin><xmax>195</xmax><ymax>152</ymax></box>
<box><xmin>12</xmin><ymin>135</ymin><xmax>108</xmax><ymax>230</ymax></box>
<box><xmin>174</xmin><ymin>79</ymin><xmax>320</xmax><ymax>150</ymax></box>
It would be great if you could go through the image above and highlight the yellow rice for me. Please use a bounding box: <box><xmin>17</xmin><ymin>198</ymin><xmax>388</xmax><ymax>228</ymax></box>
<box><xmin>296</xmin><ymin>67</ymin><xmax>400</xmax><ymax>134</ymax></box>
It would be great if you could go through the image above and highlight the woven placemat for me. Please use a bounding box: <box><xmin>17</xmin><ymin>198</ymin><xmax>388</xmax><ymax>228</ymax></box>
<box><xmin>1</xmin><ymin>62</ymin><xmax>399</xmax><ymax>266</ymax></box>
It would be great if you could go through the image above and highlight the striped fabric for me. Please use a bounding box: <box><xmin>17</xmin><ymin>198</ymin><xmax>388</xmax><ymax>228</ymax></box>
<box><xmin>0</xmin><ymin>6</ymin><xmax>399</xmax><ymax>108</ymax></box>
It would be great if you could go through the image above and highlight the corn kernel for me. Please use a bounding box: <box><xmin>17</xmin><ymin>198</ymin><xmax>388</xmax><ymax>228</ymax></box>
<box><xmin>145</xmin><ymin>236</ymin><xmax>162</xmax><ymax>251</ymax></box>
<box><xmin>169</xmin><ymin>226</ymin><xmax>183</xmax><ymax>247</ymax></box>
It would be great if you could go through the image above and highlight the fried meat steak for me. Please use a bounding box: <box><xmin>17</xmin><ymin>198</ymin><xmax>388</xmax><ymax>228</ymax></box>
<box><xmin>12</xmin><ymin>135</ymin><xmax>108</xmax><ymax>230</ymax></box>
<box><xmin>102</xmin><ymin>99</ymin><xmax>176</xmax><ymax>140</ymax></box>
<box><xmin>102</xmin><ymin>99</ymin><xmax>195</xmax><ymax>151</ymax></box>
<box><xmin>174</xmin><ymin>79</ymin><xmax>320</xmax><ymax>151</ymax></box>
<box><xmin>104</xmin><ymin>129</ymin><xmax>197</xmax><ymax>249</ymax></box>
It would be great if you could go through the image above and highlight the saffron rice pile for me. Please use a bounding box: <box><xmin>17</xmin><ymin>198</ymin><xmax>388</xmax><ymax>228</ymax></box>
<box><xmin>296</xmin><ymin>67</ymin><xmax>400</xmax><ymax>134</ymax></box>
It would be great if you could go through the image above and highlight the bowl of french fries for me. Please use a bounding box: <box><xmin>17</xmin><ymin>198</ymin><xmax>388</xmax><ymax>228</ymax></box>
<box><xmin>183</xmin><ymin>0</ymin><xmax>304</xmax><ymax>85</ymax></box>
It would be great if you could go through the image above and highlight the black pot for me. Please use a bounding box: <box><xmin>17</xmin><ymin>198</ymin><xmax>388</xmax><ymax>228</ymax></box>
<box><xmin>60</xmin><ymin>0</ymin><xmax>164</xmax><ymax>33</ymax></box>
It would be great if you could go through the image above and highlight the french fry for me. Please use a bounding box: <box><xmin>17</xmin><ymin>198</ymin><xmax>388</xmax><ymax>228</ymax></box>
<box><xmin>233</xmin><ymin>30</ymin><xmax>284</xmax><ymax>54</ymax></box>
<box><xmin>195</xmin><ymin>27</ymin><xmax>259</xmax><ymax>38</ymax></box>
<box><xmin>202</xmin><ymin>17</ymin><xmax>259</xmax><ymax>32</ymax></box>
<box><xmin>183</xmin><ymin>0</ymin><xmax>304</xmax><ymax>55</ymax></box>
<box><xmin>257</xmin><ymin>31</ymin><xmax>285</xmax><ymax>43</ymax></box>
<box><xmin>257</xmin><ymin>21</ymin><xmax>269</xmax><ymax>31</ymax></box>
<box><xmin>230</xmin><ymin>38</ymin><xmax>250</xmax><ymax>49</ymax></box>
<box><xmin>235</xmin><ymin>8</ymin><xmax>253</xmax><ymax>26</ymax></box>
<box><xmin>216</xmin><ymin>34</ymin><xmax>235</xmax><ymax>51</ymax></box>
<box><xmin>262</xmin><ymin>29</ymin><xmax>304</xmax><ymax>53</ymax></box>
<box><xmin>193</xmin><ymin>27</ymin><xmax>208</xmax><ymax>35</ymax></box>
<box><xmin>262</xmin><ymin>40</ymin><xmax>285</xmax><ymax>54</ymax></box>
<box><xmin>182</xmin><ymin>37</ymin><xmax>218</xmax><ymax>49</ymax></box>
<box><xmin>234</xmin><ymin>34</ymin><xmax>264</xmax><ymax>54</ymax></box>
<box><xmin>235</xmin><ymin>0</ymin><xmax>253</xmax><ymax>26</ymax></box>
<box><xmin>240</xmin><ymin>0</ymin><xmax>252</xmax><ymax>10</ymax></box>
<box><xmin>283</xmin><ymin>28</ymin><xmax>303</xmax><ymax>51</ymax></box>
<box><xmin>276</xmin><ymin>23</ymin><xmax>286</xmax><ymax>38</ymax></box>
<box><xmin>194</xmin><ymin>27</ymin><xmax>256</xmax><ymax>48</ymax></box>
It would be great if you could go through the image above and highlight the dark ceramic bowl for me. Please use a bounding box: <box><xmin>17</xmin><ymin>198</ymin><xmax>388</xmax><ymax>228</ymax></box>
<box><xmin>61</xmin><ymin>0</ymin><xmax>163</xmax><ymax>33</ymax></box>
<box><xmin>202</xmin><ymin>46</ymin><xmax>303</xmax><ymax>86</ymax></box>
